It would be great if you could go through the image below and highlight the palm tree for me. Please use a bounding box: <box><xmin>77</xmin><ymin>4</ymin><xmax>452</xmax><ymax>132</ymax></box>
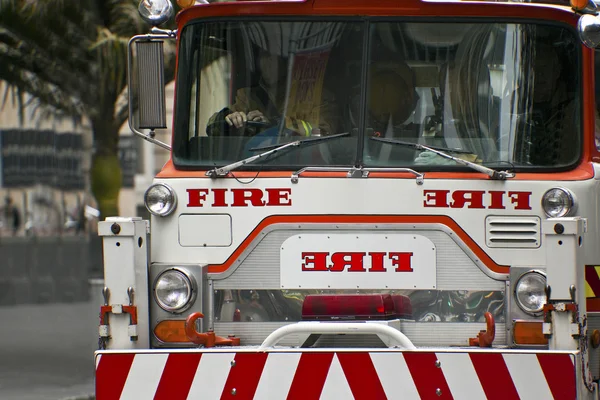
<box><xmin>0</xmin><ymin>0</ymin><xmax>178</xmax><ymax>218</ymax></box>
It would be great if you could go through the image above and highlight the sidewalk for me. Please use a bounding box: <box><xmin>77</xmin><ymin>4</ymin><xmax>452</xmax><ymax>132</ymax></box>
<box><xmin>0</xmin><ymin>300</ymin><xmax>97</xmax><ymax>400</ymax></box>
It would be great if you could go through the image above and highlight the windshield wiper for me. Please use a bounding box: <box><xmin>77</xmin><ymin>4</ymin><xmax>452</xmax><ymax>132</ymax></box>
<box><xmin>206</xmin><ymin>132</ymin><xmax>350</xmax><ymax>178</ymax></box>
<box><xmin>371</xmin><ymin>137</ymin><xmax>515</xmax><ymax>180</ymax></box>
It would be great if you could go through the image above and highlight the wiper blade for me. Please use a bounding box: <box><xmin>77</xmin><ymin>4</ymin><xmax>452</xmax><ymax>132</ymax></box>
<box><xmin>249</xmin><ymin>131</ymin><xmax>350</xmax><ymax>152</ymax></box>
<box><xmin>371</xmin><ymin>137</ymin><xmax>515</xmax><ymax>180</ymax></box>
<box><xmin>206</xmin><ymin>132</ymin><xmax>350</xmax><ymax>178</ymax></box>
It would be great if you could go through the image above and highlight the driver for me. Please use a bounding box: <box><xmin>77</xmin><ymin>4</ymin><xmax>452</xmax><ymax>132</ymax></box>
<box><xmin>207</xmin><ymin>48</ymin><xmax>340</xmax><ymax>137</ymax></box>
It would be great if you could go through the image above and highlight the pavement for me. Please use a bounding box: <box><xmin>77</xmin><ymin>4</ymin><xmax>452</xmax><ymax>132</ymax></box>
<box><xmin>0</xmin><ymin>300</ymin><xmax>98</xmax><ymax>400</ymax></box>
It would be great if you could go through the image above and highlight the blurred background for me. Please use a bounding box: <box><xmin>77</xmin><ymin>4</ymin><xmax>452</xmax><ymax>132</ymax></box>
<box><xmin>0</xmin><ymin>1</ymin><xmax>180</xmax><ymax>399</ymax></box>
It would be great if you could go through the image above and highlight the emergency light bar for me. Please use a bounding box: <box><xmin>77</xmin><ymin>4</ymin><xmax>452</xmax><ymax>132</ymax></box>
<box><xmin>301</xmin><ymin>294</ymin><xmax>413</xmax><ymax>321</ymax></box>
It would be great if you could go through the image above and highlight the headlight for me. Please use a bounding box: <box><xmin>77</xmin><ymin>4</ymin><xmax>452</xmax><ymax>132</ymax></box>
<box><xmin>514</xmin><ymin>270</ymin><xmax>546</xmax><ymax>315</ymax></box>
<box><xmin>145</xmin><ymin>183</ymin><xmax>177</xmax><ymax>216</ymax></box>
<box><xmin>542</xmin><ymin>188</ymin><xmax>575</xmax><ymax>218</ymax></box>
<box><xmin>154</xmin><ymin>269</ymin><xmax>195</xmax><ymax>312</ymax></box>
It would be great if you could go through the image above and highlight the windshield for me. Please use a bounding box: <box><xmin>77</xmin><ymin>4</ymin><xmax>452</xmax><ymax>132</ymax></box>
<box><xmin>174</xmin><ymin>20</ymin><xmax>580</xmax><ymax>171</ymax></box>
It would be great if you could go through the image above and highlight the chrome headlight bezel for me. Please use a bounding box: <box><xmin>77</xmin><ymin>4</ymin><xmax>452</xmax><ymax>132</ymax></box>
<box><xmin>153</xmin><ymin>268</ymin><xmax>196</xmax><ymax>313</ymax></box>
<box><xmin>514</xmin><ymin>270</ymin><xmax>547</xmax><ymax>316</ymax></box>
<box><xmin>144</xmin><ymin>183</ymin><xmax>177</xmax><ymax>217</ymax></box>
<box><xmin>542</xmin><ymin>187</ymin><xmax>576</xmax><ymax>218</ymax></box>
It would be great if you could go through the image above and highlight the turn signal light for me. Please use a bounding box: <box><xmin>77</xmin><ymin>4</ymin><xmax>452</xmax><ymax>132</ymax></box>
<box><xmin>513</xmin><ymin>320</ymin><xmax>548</xmax><ymax>345</ymax></box>
<box><xmin>302</xmin><ymin>294</ymin><xmax>412</xmax><ymax>321</ymax></box>
<box><xmin>177</xmin><ymin>0</ymin><xmax>196</xmax><ymax>7</ymax></box>
<box><xmin>154</xmin><ymin>320</ymin><xmax>189</xmax><ymax>342</ymax></box>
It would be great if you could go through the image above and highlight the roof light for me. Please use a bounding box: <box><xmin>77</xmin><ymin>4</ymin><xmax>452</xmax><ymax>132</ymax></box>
<box><xmin>138</xmin><ymin>0</ymin><xmax>174</xmax><ymax>27</ymax></box>
<box><xmin>301</xmin><ymin>294</ymin><xmax>413</xmax><ymax>321</ymax></box>
<box><xmin>177</xmin><ymin>0</ymin><xmax>196</xmax><ymax>7</ymax></box>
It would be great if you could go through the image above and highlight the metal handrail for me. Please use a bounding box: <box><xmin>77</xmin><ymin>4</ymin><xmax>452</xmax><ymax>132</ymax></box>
<box><xmin>258</xmin><ymin>322</ymin><xmax>416</xmax><ymax>350</ymax></box>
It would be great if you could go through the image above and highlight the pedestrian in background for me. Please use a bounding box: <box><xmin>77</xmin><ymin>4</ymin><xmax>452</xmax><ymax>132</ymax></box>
<box><xmin>3</xmin><ymin>196</ymin><xmax>21</xmax><ymax>236</ymax></box>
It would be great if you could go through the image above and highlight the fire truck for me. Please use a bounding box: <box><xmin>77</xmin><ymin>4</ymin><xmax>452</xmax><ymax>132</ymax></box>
<box><xmin>95</xmin><ymin>0</ymin><xmax>600</xmax><ymax>398</ymax></box>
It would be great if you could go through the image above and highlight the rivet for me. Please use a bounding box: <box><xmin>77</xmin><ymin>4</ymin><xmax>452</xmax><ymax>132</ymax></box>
<box><xmin>436</xmin><ymin>388</ymin><xmax>442</xmax><ymax>396</ymax></box>
<box><xmin>435</xmin><ymin>360</ymin><xmax>441</xmax><ymax>368</ymax></box>
<box><xmin>230</xmin><ymin>360</ymin><xmax>236</xmax><ymax>367</ymax></box>
<box><xmin>231</xmin><ymin>388</ymin><xmax>237</xmax><ymax>395</ymax></box>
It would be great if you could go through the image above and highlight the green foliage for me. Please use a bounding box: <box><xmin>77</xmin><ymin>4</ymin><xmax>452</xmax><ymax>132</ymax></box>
<box><xmin>0</xmin><ymin>0</ymin><xmax>180</xmax><ymax>218</ymax></box>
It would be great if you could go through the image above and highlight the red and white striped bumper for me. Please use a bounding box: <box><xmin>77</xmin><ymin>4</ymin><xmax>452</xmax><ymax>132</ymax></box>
<box><xmin>95</xmin><ymin>350</ymin><xmax>577</xmax><ymax>400</ymax></box>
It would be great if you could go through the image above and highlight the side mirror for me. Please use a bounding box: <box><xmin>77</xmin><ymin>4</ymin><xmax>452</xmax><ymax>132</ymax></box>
<box><xmin>135</xmin><ymin>40</ymin><xmax>167</xmax><ymax>130</ymax></box>
<box><xmin>127</xmin><ymin>35</ymin><xmax>172</xmax><ymax>150</ymax></box>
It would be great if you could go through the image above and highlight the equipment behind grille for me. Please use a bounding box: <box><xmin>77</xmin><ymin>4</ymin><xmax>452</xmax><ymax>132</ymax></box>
<box><xmin>485</xmin><ymin>216</ymin><xmax>541</xmax><ymax>248</ymax></box>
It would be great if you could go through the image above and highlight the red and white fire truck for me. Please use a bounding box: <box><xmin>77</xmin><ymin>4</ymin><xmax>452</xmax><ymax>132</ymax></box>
<box><xmin>95</xmin><ymin>0</ymin><xmax>600</xmax><ymax>398</ymax></box>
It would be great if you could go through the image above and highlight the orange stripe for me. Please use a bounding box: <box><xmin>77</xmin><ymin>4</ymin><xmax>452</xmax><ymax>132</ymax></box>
<box><xmin>157</xmin><ymin>159</ymin><xmax>595</xmax><ymax>181</ymax></box>
<box><xmin>206</xmin><ymin>215</ymin><xmax>509</xmax><ymax>275</ymax></box>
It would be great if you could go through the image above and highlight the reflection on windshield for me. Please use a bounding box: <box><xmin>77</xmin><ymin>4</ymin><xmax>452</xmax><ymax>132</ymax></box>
<box><xmin>213</xmin><ymin>289</ymin><xmax>504</xmax><ymax>324</ymax></box>
<box><xmin>174</xmin><ymin>20</ymin><xmax>580</xmax><ymax>170</ymax></box>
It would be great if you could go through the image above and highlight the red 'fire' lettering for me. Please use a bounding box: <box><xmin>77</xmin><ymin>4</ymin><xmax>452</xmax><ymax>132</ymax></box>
<box><xmin>423</xmin><ymin>189</ymin><xmax>531</xmax><ymax>210</ymax></box>
<box><xmin>265</xmin><ymin>188</ymin><xmax>292</xmax><ymax>206</ymax></box>
<box><xmin>329</xmin><ymin>252</ymin><xmax>367</xmax><ymax>272</ymax></box>
<box><xmin>301</xmin><ymin>252</ymin><xmax>329</xmax><ymax>271</ymax></box>
<box><xmin>389</xmin><ymin>252</ymin><xmax>414</xmax><ymax>272</ymax></box>
<box><xmin>450</xmin><ymin>190</ymin><xmax>485</xmax><ymax>209</ymax></box>
<box><xmin>300</xmin><ymin>251</ymin><xmax>414</xmax><ymax>273</ymax></box>
<box><xmin>368</xmin><ymin>252</ymin><xmax>387</xmax><ymax>272</ymax></box>
<box><xmin>186</xmin><ymin>188</ymin><xmax>292</xmax><ymax>207</ymax></box>
<box><xmin>231</xmin><ymin>189</ymin><xmax>265</xmax><ymax>207</ymax></box>
<box><xmin>508</xmin><ymin>191</ymin><xmax>532</xmax><ymax>210</ymax></box>
<box><xmin>187</xmin><ymin>189</ymin><xmax>209</xmax><ymax>207</ymax></box>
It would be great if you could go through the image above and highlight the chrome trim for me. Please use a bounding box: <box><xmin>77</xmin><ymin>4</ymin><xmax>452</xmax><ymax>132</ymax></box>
<box><xmin>153</xmin><ymin>268</ymin><xmax>197</xmax><ymax>313</ymax></box>
<box><xmin>208</xmin><ymin>222</ymin><xmax>509</xmax><ymax>282</ymax></box>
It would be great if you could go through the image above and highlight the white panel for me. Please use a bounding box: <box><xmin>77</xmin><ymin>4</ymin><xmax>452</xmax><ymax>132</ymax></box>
<box><xmin>120</xmin><ymin>353</ymin><xmax>168</xmax><ymax>400</ymax></box>
<box><xmin>254</xmin><ymin>353</ymin><xmax>302</xmax><ymax>399</ymax></box>
<box><xmin>179</xmin><ymin>214</ymin><xmax>232</xmax><ymax>247</ymax></box>
<box><xmin>503</xmin><ymin>353</ymin><xmax>553</xmax><ymax>400</ymax></box>
<box><xmin>280</xmin><ymin>234</ymin><xmax>436</xmax><ymax>289</ymax></box>
<box><xmin>370</xmin><ymin>352</ymin><xmax>420</xmax><ymax>399</ymax></box>
<box><xmin>437</xmin><ymin>353</ymin><xmax>486</xmax><ymax>400</ymax></box>
<box><xmin>187</xmin><ymin>352</ymin><xmax>236</xmax><ymax>399</ymax></box>
<box><xmin>319</xmin><ymin>354</ymin><xmax>354</xmax><ymax>400</ymax></box>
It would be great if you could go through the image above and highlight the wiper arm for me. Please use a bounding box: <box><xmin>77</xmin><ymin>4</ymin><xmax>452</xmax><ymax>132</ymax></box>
<box><xmin>206</xmin><ymin>132</ymin><xmax>350</xmax><ymax>178</ymax></box>
<box><xmin>371</xmin><ymin>137</ymin><xmax>515</xmax><ymax>180</ymax></box>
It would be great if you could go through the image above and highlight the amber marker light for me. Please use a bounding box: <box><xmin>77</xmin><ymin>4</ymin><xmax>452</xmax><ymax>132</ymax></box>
<box><xmin>571</xmin><ymin>0</ymin><xmax>590</xmax><ymax>11</ymax></box>
<box><xmin>591</xmin><ymin>329</ymin><xmax>600</xmax><ymax>349</ymax></box>
<box><xmin>513</xmin><ymin>320</ymin><xmax>548</xmax><ymax>345</ymax></box>
<box><xmin>177</xmin><ymin>0</ymin><xmax>196</xmax><ymax>8</ymax></box>
<box><xmin>154</xmin><ymin>320</ymin><xmax>190</xmax><ymax>342</ymax></box>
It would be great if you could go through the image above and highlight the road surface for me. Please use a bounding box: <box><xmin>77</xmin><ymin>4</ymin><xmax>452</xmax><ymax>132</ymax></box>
<box><xmin>0</xmin><ymin>300</ymin><xmax>97</xmax><ymax>400</ymax></box>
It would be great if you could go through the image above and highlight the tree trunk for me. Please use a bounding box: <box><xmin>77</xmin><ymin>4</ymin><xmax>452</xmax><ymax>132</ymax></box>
<box><xmin>90</xmin><ymin>115</ymin><xmax>121</xmax><ymax>220</ymax></box>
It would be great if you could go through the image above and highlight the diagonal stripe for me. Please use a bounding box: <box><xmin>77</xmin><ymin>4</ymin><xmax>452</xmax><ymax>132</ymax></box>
<box><xmin>537</xmin><ymin>353</ymin><xmax>576</xmax><ymax>400</ymax></box>
<box><xmin>253</xmin><ymin>353</ymin><xmax>301</xmax><ymax>399</ymax></box>
<box><xmin>187</xmin><ymin>352</ymin><xmax>235</xmax><ymax>399</ymax></box>
<box><xmin>404</xmin><ymin>352</ymin><xmax>453</xmax><ymax>399</ymax></box>
<box><xmin>220</xmin><ymin>353</ymin><xmax>268</xmax><ymax>400</ymax></box>
<box><xmin>154</xmin><ymin>353</ymin><xmax>202</xmax><ymax>400</ymax></box>
<box><xmin>95</xmin><ymin>353</ymin><xmax>135</xmax><ymax>400</ymax></box>
<box><xmin>469</xmin><ymin>352</ymin><xmax>519</xmax><ymax>400</ymax></box>
<box><xmin>585</xmin><ymin>266</ymin><xmax>600</xmax><ymax>297</ymax></box>
<box><xmin>287</xmin><ymin>352</ymin><xmax>334</xmax><ymax>400</ymax></box>
<box><xmin>337</xmin><ymin>352</ymin><xmax>387</xmax><ymax>400</ymax></box>
<box><xmin>370</xmin><ymin>352</ymin><xmax>419</xmax><ymax>399</ymax></box>
<box><xmin>504</xmin><ymin>353</ymin><xmax>553</xmax><ymax>400</ymax></box>
<box><xmin>319</xmin><ymin>354</ymin><xmax>354</xmax><ymax>400</ymax></box>
<box><xmin>120</xmin><ymin>353</ymin><xmax>169</xmax><ymax>400</ymax></box>
<box><xmin>437</xmin><ymin>353</ymin><xmax>486</xmax><ymax>400</ymax></box>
